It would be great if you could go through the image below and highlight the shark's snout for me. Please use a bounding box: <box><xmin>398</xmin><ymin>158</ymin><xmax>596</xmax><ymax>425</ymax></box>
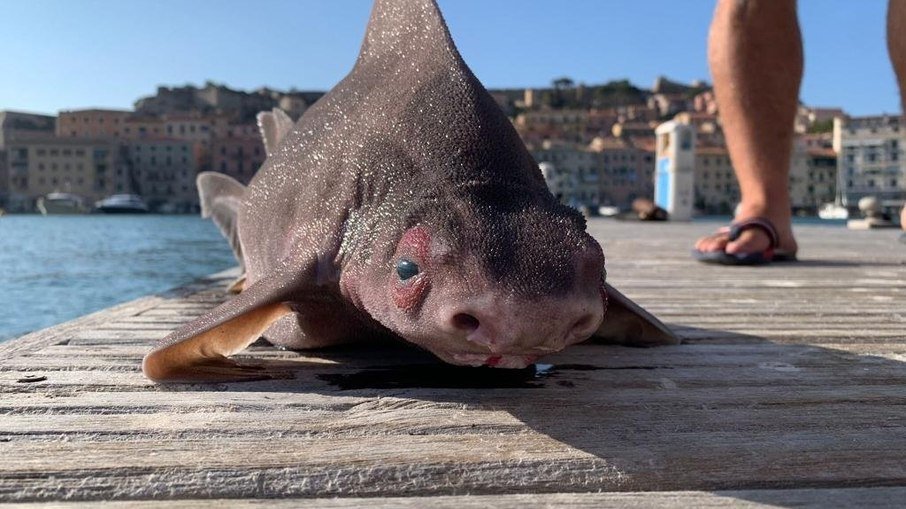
<box><xmin>439</xmin><ymin>294</ymin><xmax>602</xmax><ymax>354</ymax></box>
<box><xmin>432</xmin><ymin>238</ymin><xmax>606</xmax><ymax>365</ymax></box>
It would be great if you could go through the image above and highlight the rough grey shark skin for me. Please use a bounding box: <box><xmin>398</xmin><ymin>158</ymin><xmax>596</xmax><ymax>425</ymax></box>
<box><xmin>142</xmin><ymin>0</ymin><xmax>677</xmax><ymax>383</ymax></box>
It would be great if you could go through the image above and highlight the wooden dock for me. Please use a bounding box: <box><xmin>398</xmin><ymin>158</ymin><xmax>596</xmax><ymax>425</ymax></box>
<box><xmin>2</xmin><ymin>220</ymin><xmax>905</xmax><ymax>507</ymax></box>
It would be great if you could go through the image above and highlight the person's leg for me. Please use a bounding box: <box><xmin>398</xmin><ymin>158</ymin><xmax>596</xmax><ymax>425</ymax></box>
<box><xmin>888</xmin><ymin>0</ymin><xmax>906</xmax><ymax>232</ymax></box>
<box><xmin>695</xmin><ymin>0</ymin><xmax>801</xmax><ymax>256</ymax></box>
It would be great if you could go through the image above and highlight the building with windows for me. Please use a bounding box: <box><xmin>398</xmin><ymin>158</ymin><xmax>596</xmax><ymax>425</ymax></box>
<box><xmin>126</xmin><ymin>138</ymin><xmax>200</xmax><ymax>212</ymax></box>
<box><xmin>833</xmin><ymin>115</ymin><xmax>904</xmax><ymax>208</ymax></box>
<box><xmin>162</xmin><ymin>115</ymin><xmax>214</xmax><ymax>144</ymax></box>
<box><xmin>0</xmin><ymin>111</ymin><xmax>56</xmax><ymax>206</ymax></box>
<box><xmin>4</xmin><ymin>137</ymin><xmax>127</xmax><ymax>212</ymax></box>
<box><xmin>692</xmin><ymin>146</ymin><xmax>737</xmax><ymax>214</ymax></box>
<box><xmin>689</xmin><ymin>139</ymin><xmax>834</xmax><ymax>215</ymax></box>
<box><xmin>57</xmin><ymin>109</ymin><xmax>131</xmax><ymax>138</ymax></box>
<box><xmin>539</xmin><ymin>161</ymin><xmax>598</xmax><ymax>210</ymax></box>
<box><xmin>121</xmin><ymin>116</ymin><xmax>166</xmax><ymax>140</ymax></box>
<box><xmin>211</xmin><ymin>125</ymin><xmax>266</xmax><ymax>185</ymax></box>
<box><xmin>531</xmin><ymin>136</ymin><xmax>655</xmax><ymax>210</ymax></box>
<box><xmin>514</xmin><ymin>109</ymin><xmax>620</xmax><ymax>145</ymax></box>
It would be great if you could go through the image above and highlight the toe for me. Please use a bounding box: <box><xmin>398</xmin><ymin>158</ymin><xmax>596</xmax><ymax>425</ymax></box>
<box><xmin>696</xmin><ymin>232</ymin><xmax>730</xmax><ymax>253</ymax></box>
<box><xmin>725</xmin><ymin>229</ymin><xmax>771</xmax><ymax>256</ymax></box>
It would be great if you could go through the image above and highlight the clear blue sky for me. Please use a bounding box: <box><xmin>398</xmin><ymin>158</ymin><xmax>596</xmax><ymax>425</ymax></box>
<box><xmin>0</xmin><ymin>0</ymin><xmax>899</xmax><ymax>116</ymax></box>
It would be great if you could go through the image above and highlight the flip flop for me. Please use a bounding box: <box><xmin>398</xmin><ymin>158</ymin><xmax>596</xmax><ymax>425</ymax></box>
<box><xmin>692</xmin><ymin>217</ymin><xmax>798</xmax><ymax>265</ymax></box>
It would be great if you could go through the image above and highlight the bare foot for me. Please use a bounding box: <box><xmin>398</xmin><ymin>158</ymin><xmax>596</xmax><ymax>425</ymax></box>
<box><xmin>695</xmin><ymin>205</ymin><xmax>798</xmax><ymax>257</ymax></box>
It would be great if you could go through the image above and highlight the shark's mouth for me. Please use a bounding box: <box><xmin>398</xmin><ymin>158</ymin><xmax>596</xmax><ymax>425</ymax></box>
<box><xmin>450</xmin><ymin>353</ymin><xmax>539</xmax><ymax>369</ymax></box>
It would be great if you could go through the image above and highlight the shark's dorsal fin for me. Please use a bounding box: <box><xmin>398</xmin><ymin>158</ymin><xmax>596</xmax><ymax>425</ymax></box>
<box><xmin>197</xmin><ymin>171</ymin><xmax>246</xmax><ymax>270</ymax></box>
<box><xmin>257</xmin><ymin>108</ymin><xmax>294</xmax><ymax>157</ymax></box>
<box><xmin>357</xmin><ymin>0</ymin><xmax>460</xmax><ymax>68</ymax></box>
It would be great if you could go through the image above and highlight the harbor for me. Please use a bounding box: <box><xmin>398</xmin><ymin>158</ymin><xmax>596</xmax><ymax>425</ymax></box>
<box><xmin>2</xmin><ymin>220</ymin><xmax>904</xmax><ymax>506</ymax></box>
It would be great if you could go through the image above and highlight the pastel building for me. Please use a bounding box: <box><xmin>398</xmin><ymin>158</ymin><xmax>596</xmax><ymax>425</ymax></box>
<box><xmin>211</xmin><ymin>128</ymin><xmax>266</xmax><ymax>185</ymax></box>
<box><xmin>531</xmin><ymin>136</ymin><xmax>656</xmax><ymax>210</ymax></box>
<box><xmin>4</xmin><ymin>137</ymin><xmax>128</xmax><ymax>211</ymax></box>
<box><xmin>0</xmin><ymin>111</ymin><xmax>56</xmax><ymax>206</ymax></box>
<box><xmin>689</xmin><ymin>141</ymin><xmax>836</xmax><ymax>215</ymax></box>
<box><xmin>57</xmin><ymin>109</ymin><xmax>131</xmax><ymax>138</ymax></box>
<box><xmin>121</xmin><ymin>116</ymin><xmax>166</xmax><ymax>140</ymax></box>
<box><xmin>126</xmin><ymin>138</ymin><xmax>200</xmax><ymax>212</ymax></box>
<box><xmin>833</xmin><ymin>115</ymin><xmax>905</xmax><ymax>207</ymax></box>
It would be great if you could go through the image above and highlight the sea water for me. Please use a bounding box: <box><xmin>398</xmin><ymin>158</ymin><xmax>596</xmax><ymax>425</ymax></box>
<box><xmin>0</xmin><ymin>215</ymin><xmax>234</xmax><ymax>341</ymax></box>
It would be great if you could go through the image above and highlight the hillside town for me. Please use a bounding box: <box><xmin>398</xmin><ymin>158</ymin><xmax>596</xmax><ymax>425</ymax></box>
<box><xmin>0</xmin><ymin>77</ymin><xmax>900</xmax><ymax>216</ymax></box>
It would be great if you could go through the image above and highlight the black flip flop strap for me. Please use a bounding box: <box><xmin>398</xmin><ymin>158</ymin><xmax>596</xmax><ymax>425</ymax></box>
<box><xmin>727</xmin><ymin>217</ymin><xmax>780</xmax><ymax>249</ymax></box>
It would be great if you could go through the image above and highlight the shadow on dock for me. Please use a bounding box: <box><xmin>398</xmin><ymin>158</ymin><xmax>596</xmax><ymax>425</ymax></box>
<box><xmin>149</xmin><ymin>322</ymin><xmax>906</xmax><ymax>505</ymax></box>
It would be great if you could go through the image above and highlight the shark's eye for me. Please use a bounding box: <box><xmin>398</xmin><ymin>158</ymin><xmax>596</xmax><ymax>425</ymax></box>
<box><xmin>396</xmin><ymin>259</ymin><xmax>420</xmax><ymax>281</ymax></box>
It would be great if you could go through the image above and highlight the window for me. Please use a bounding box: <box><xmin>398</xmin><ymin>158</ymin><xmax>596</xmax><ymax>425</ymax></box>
<box><xmin>680</xmin><ymin>131</ymin><xmax>692</xmax><ymax>150</ymax></box>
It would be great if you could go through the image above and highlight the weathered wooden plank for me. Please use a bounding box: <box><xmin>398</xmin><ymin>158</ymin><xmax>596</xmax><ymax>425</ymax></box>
<box><xmin>6</xmin><ymin>487</ymin><xmax>906</xmax><ymax>508</ymax></box>
<box><xmin>5</xmin><ymin>431</ymin><xmax>906</xmax><ymax>499</ymax></box>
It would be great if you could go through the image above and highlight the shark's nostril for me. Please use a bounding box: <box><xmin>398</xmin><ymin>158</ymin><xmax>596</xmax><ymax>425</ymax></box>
<box><xmin>451</xmin><ymin>313</ymin><xmax>480</xmax><ymax>333</ymax></box>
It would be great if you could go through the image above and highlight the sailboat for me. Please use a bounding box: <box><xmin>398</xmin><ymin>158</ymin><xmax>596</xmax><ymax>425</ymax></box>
<box><xmin>819</xmin><ymin>165</ymin><xmax>849</xmax><ymax>219</ymax></box>
<box><xmin>818</xmin><ymin>200</ymin><xmax>849</xmax><ymax>220</ymax></box>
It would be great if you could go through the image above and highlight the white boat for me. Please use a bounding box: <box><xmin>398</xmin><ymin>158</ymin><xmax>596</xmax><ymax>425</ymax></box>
<box><xmin>37</xmin><ymin>192</ymin><xmax>88</xmax><ymax>215</ymax></box>
<box><xmin>818</xmin><ymin>202</ymin><xmax>849</xmax><ymax>220</ymax></box>
<box><xmin>820</xmin><ymin>167</ymin><xmax>850</xmax><ymax>220</ymax></box>
<box><xmin>598</xmin><ymin>206</ymin><xmax>621</xmax><ymax>217</ymax></box>
<box><xmin>94</xmin><ymin>194</ymin><xmax>150</xmax><ymax>214</ymax></box>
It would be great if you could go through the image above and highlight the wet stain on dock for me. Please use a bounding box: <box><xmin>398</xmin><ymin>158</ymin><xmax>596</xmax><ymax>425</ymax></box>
<box><xmin>316</xmin><ymin>363</ymin><xmax>672</xmax><ymax>390</ymax></box>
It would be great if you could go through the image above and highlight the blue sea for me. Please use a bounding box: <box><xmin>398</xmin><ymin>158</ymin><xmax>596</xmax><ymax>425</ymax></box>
<box><xmin>0</xmin><ymin>215</ymin><xmax>235</xmax><ymax>342</ymax></box>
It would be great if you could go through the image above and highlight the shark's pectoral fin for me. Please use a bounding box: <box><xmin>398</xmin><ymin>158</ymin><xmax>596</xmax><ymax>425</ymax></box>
<box><xmin>197</xmin><ymin>172</ymin><xmax>246</xmax><ymax>269</ymax></box>
<box><xmin>257</xmin><ymin>108</ymin><xmax>294</xmax><ymax>157</ymax></box>
<box><xmin>143</xmin><ymin>261</ymin><xmax>314</xmax><ymax>383</ymax></box>
<box><xmin>591</xmin><ymin>283</ymin><xmax>680</xmax><ymax>347</ymax></box>
<box><xmin>142</xmin><ymin>301</ymin><xmax>292</xmax><ymax>383</ymax></box>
